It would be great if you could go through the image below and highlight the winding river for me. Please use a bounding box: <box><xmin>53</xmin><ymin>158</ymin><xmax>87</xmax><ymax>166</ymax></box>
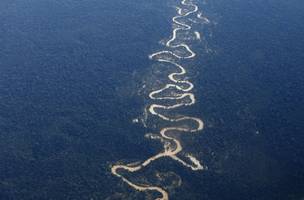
<box><xmin>111</xmin><ymin>0</ymin><xmax>210</xmax><ymax>199</ymax></box>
